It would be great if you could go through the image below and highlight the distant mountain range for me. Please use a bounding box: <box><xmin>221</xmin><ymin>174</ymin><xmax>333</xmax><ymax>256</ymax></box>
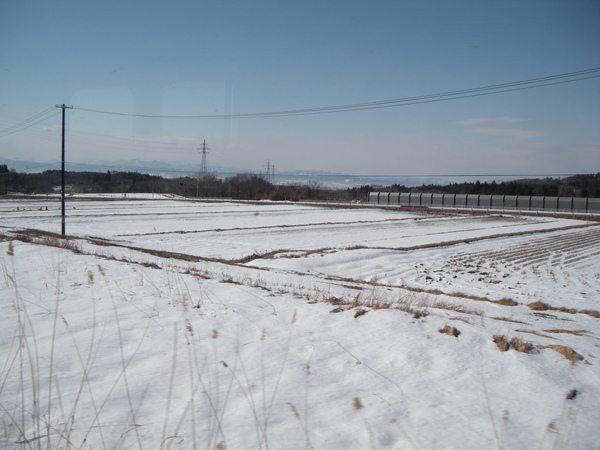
<box><xmin>1</xmin><ymin>158</ymin><xmax>517</xmax><ymax>188</ymax></box>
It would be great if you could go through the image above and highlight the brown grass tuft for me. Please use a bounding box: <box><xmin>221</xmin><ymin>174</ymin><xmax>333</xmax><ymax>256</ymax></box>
<box><xmin>220</xmin><ymin>276</ymin><xmax>237</xmax><ymax>284</ymax></box>
<box><xmin>510</xmin><ymin>337</ymin><xmax>534</xmax><ymax>353</ymax></box>
<box><xmin>354</xmin><ymin>308</ymin><xmax>368</xmax><ymax>318</ymax></box>
<box><xmin>556</xmin><ymin>306</ymin><xmax>578</xmax><ymax>315</ymax></box>
<box><xmin>493</xmin><ymin>335</ymin><xmax>510</xmax><ymax>352</ymax></box>
<box><xmin>412</xmin><ymin>310</ymin><xmax>428</xmax><ymax>319</ymax></box>
<box><xmin>547</xmin><ymin>420</ymin><xmax>558</xmax><ymax>433</ymax></box>
<box><xmin>528</xmin><ymin>301</ymin><xmax>552</xmax><ymax>311</ymax></box>
<box><xmin>185</xmin><ymin>320</ymin><xmax>193</xmax><ymax>336</ymax></box>
<box><xmin>543</xmin><ymin>345</ymin><xmax>583</xmax><ymax>362</ymax></box>
<box><xmin>352</xmin><ymin>397</ymin><xmax>363</xmax><ymax>411</ymax></box>
<box><xmin>439</xmin><ymin>325</ymin><xmax>460</xmax><ymax>338</ymax></box>
<box><xmin>325</xmin><ymin>296</ymin><xmax>349</xmax><ymax>306</ymax></box>
<box><xmin>526</xmin><ymin>301</ymin><xmax>595</xmax><ymax>318</ymax></box>
<box><xmin>491</xmin><ymin>317</ymin><xmax>529</xmax><ymax>324</ymax></box>
<box><xmin>566</xmin><ymin>389</ymin><xmax>578</xmax><ymax>400</ymax></box>
<box><xmin>581</xmin><ymin>309</ymin><xmax>600</xmax><ymax>319</ymax></box>
<box><xmin>494</xmin><ymin>298</ymin><xmax>518</xmax><ymax>306</ymax></box>
<box><xmin>287</xmin><ymin>402</ymin><xmax>301</xmax><ymax>420</ymax></box>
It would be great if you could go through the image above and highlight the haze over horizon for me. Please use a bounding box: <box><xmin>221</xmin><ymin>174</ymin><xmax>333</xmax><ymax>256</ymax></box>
<box><xmin>1</xmin><ymin>1</ymin><xmax>599</xmax><ymax>180</ymax></box>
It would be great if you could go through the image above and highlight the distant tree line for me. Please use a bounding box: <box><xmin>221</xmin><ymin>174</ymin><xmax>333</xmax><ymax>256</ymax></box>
<box><xmin>2</xmin><ymin>166</ymin><xmax>598</xmax><ymax>200</ymax></box>
<box><xmin>0</xmin><ymin>167</ymin><xmax>354</xmax><ymax>201</ymax></box>
<box><xmin>368</xmin><ymin>173</ymin><xmax>600</xmax><ymax>198</ymax></box>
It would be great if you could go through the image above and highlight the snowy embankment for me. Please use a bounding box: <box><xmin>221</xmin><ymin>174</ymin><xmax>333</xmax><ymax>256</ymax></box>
<box><xmin>1</xmin><ymin>197</ymin><xmax>599</xmax><ymax>449</ymax></box>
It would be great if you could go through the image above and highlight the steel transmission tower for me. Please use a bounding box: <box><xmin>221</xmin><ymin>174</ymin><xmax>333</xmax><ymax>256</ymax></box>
<box><xmin>264</xmin><ymin>160</ymin><xmax>275</xmax><ymax>184</ymax></box>
<box><xmin>198</xmin><ymin>140</ymin><xmax>209</xmax><ymax>178</ymax></box>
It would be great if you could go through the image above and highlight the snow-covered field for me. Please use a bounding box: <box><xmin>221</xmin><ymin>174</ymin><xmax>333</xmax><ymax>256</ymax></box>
<box><xmin>1</xmin><ymin>196</ymin><xmax>599</xmax><ymax>449</ymax></box>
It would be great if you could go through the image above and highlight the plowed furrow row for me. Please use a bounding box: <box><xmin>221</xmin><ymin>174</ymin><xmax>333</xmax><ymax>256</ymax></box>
<box><xmin>451</xmin><ymin>231</ymin><xmax>600</xmax><ymax>267</ymax></box>
<box><xmin>455</xmin><ymin>229</ymin><xmax>600</xmax><ymax>262</ymax></box>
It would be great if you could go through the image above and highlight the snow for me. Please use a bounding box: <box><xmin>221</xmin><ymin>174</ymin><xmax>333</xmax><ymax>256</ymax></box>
<box><xmin>1</xmin><ymin>196</ymin><xmax>599</xmax><ymax>449</ymax></box>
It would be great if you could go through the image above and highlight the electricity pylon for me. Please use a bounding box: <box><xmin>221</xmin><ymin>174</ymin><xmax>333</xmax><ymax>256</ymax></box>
<box><xmin>264</xmin><ymin>160</ymin><xmax>274</xmax><ymax>184</ymax></box>
<box><xmin>198</xmin><ymin>140</ymin><xmax>209</xmax><ymax>178</ymax></box>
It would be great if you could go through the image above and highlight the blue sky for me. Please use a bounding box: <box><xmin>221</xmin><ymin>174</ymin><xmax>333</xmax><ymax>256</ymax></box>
<box><xmin>1</xmin><ymin>0</ymin><xmax>599</xmax><ymax>180</ymax></box>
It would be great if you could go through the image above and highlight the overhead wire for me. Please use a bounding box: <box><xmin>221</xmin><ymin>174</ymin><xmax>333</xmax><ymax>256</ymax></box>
<box><xmin>16</xmin><ymin>161</ymin><xmax>62</xmax><ymax>172</ymax></box>
<box><xmin>2</xmin><ymin>68</ymin><xmax>598</xmax><ymax>179</ymax></box>
<box><xmin>71</xmin><ymin>68</ymin><xmax>600</xmax><ymax>119</ymax></box>
<box><xmin>0</xmin><ymin>107</ymin><xmax>59</xmax><ymax>138</ymax></box>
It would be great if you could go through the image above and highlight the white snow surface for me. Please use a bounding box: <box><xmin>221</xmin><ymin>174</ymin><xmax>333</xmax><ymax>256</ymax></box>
<box><xmin>1</xmin><ymin>196</ymin><xmax>599</xmax><ymax>449</ymax></box>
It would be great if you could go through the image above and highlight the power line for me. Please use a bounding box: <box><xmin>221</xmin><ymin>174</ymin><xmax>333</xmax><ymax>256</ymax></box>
<box><xmin>0</xmin><ymin>107</ymin><xmax>56</xmax><ymax>132</ymax></box>
<box><xmin>0</xmin><ymin>107</ymin><xmax>59</xmax><ymax>138</ymax></box>
<box><xmin>18</xmin><ymin>161</ymin><xmax>62</xmax><ymax>171</ymax></box>
<box><xmin>71</xmin><ymin>68</ymin><xmax>600</xmax><ymax>119</ymax></box>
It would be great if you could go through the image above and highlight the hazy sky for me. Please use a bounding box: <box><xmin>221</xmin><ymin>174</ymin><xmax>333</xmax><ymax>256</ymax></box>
<box><xmin>1</xmin><ymin>0</ymin><xmax>599</xmax><ymax>178</ymax></box>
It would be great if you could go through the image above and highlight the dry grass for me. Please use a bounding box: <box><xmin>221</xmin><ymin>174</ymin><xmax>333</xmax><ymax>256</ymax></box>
<box><xmin>547</xmin><ymin>420</ymin><xmax>558</xmax><ymax>434</ymax></box>
<box><xmin>347</xmin><ymin>290</ymin><xmax>478</xmax><ymax>319</ymax></box>
<box><xmin>555</xmin><ymin>306</ymin><xmax>579</xmax><ymax>314</ymax></box>
<box><xmin>412</xmin><ymin>310</ymin><xmax>429</xmax><ymax>319</ymax></box>
<box><xmin>543</xmin><ymin>329</ymin><xmax>588</xmax><ymax>336</ymax></box>
<box><xmin>493</xmin><ymin>335</ymin><xmax>535</xmax><ymax>353</ymax></box>
<box><xmin>427</xmin><ymin>299</ymin><xmax>482</xmax><ymax>316</ymax></box>
<box><xmin>439</xmin><ymin>325</ymin><xmax>461</xmax><ymax>338</ymax></box>
<box><xmin>490</xmin><ymin>317</ymin><xmax>529</xmax><ymax>325</ymax></box>
<box><xmin>542</xmin><ymin>345</ymin><xmax>584</xmax><ymax>362</ymax></box>
<box><xmin>27</xmin><ymin>235</ymin><xmax>82</xmax><ymax>253</ymax></box>
<box><xmin>528</xmin><ymin>301</ymin><xmax>600</xmax><ymax>319</ymax></box>
<box><xmin>494</xmin><ymin>298</ymin><xmax>519</xmax><ymax>306</ymax></box>
<box><xmin>493</xmin><ymin>335</ymin><xmax>510</xmax><ymax>352</ymax></box>
<box><xmin>325</xmin><ymin>296</ymin><xmax>350</xmax><ymax>306</ymax></box>
<box><xmin>448</xmin><ymin>317</ymin><xmax>472</xmax><ymax>324</ymax></box>
<box><xmin>514</xmin><ymin>329</ymin><xmax>555</xmax><ymax>339</ymax></box>
<box><xmin>353</xmin><ymin>308</ymin><xmax>368</xmax><ymax>318</ymax></box>
<box><xmin>358</xmin><ymin>289</ymin><xmax>395</xmax><ymax>309</ymax></box>
<box><xmin>528</xmin><ymin>301</ymin><xmax>553</xmax><ymax>311</ymax></box>
<box><xmin>510</xmin><ymin>337</ymin><xmax>535</xmax><ymax>353</ymax></box>
<box><xmin>566</xmin><ymin>389</ymin><xmax>579</xmax><ymax>400</ymax></box>
<box><xmin>581</xmin><ymin>309</ymin><xmax>600</xmax><ymax>318</ymax></box>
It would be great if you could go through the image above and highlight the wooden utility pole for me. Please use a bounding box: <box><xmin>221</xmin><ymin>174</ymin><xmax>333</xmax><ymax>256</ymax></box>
<box><xmin>56</xmin><ymin>104</ymin><xmax>72</xmax><ymax>235</ymax></box>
